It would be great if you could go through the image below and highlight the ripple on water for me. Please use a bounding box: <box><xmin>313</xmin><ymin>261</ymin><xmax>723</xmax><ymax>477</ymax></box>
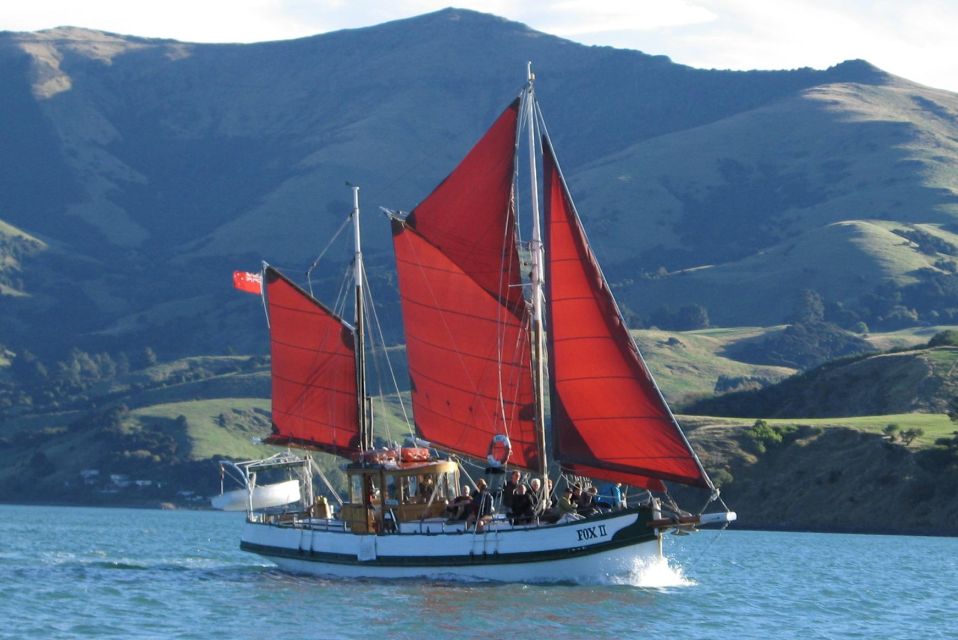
<box><xmin>2</xmin><ymin>506</ymin><xmax>957</xmax><ymax>639</ymax></box>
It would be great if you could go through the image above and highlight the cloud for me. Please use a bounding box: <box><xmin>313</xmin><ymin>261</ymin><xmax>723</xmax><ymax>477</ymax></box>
<box><xmin>531</xmin><ymin>0</ymin><xmax>717</xmax><ymax>36</ymax></box>
<box><xmin>3</xmin><ymin>0</ymin><xmax>957</xmax><ymax>92</ymax></box>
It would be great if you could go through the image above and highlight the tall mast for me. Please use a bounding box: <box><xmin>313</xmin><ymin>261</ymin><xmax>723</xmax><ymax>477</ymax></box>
<box><xmin>525</xmin><ymin>63</ymin><xmax>550</xmax><ymax>504</ymax></box>
<box><xmin>352</xmin><ymin>185</ymin><xmax>370</xmax><ymax>452</ymax></box>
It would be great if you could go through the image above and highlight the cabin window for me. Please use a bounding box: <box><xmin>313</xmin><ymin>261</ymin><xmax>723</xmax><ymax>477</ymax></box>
<box><xmin>350</xmin><ymin>475</ymin><xmax>362</xmax><ymax>504</ymax></box>
<box><xmin>384</xmin><ymin>475</ymin><xmax>398</xmax><ymax>505</ymax></box>
<box><xmin>404</xmin><ymin>476</ymin><xmax>417</xmax><ymax>503</ymax></box>
<box><xmin>442</xmin><ymin>471</ymin><xmax>457</xmax><ymax>500</ymax></box>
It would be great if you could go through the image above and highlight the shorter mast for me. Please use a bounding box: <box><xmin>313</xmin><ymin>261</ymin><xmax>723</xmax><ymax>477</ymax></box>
<box><xmin>352</xmin><ymin>185</ymin><xmax>370</xmax><ymax>452</ymax></box>
<box><xmin>525</xmin><ymin>64</ymin><xmax>550</xmax><ymax>507</ymax></box>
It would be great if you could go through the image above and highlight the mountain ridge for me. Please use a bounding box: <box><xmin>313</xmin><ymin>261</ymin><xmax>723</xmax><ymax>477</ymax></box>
<box><xmin>0</xmin><ymin>7</ymin><xmax>955</xmax><ymax>363</ymax></box>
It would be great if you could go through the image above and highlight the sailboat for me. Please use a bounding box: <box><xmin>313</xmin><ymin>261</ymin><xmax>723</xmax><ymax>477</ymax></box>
<box><xmin>217</xmin><ymin>68</ymin><xmax>735</xmax><ymax>582</ymax></box>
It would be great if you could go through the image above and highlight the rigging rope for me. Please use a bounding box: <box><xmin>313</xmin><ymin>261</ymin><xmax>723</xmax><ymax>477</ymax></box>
<box><xmin>306</xmin><ymin>213</ymin><xmax>352</xmax><ymax>297</ymax></box>
<box><xmin>361</xmin><ymin>265</ymin><xmax>413</xmax><ymax>435</ymax></box>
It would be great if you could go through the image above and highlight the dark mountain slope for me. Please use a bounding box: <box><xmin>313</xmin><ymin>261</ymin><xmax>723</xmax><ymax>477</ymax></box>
<box><xmin>0</xmin><ymin>8</ymin><xmax>953</xmax><ymax>362</ymax></box>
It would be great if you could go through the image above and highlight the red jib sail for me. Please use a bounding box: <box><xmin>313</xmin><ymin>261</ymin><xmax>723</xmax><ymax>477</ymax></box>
<box><xmin>543</xmin><ymin>139</ymin><xmax>710</xmax><ymax>491</ymax></box>
<box><xmin>392</xmin><ymin>100</ymin><xmax>539</xmax><ymax>469</ymax></box>
<box><xmin>262</xmin><ymin>266</ymin><xmax>361</xmax><ymax>456</ymax></box>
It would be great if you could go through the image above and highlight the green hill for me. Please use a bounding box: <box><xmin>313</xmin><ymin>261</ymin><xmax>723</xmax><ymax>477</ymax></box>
<box><xmin>681</xmin><ymin>419</ymin><xmax>958</xmax><ymax>535</ymax></box>
<box><xmin>631</xmin><ymin>327</ymin><xmax>796</xmax><ymax>404</ymax></box>
<box><xmin>688</xmin><ymin>345</ymin><xmax>958</xmax><ymax>418</ymax></box>
<box><xmin>620</xmin><ymin>220</ymin><xmax>958</xmax><ymax>327</ymax></box>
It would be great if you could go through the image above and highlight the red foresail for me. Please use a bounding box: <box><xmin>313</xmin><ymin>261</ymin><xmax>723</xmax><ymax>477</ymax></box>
<box><xmin>543</xmin><ymin>140</ymin><xmax>710</xmax><ymax>490</ymax></box>
<box><xmin>392</xmin><ymin>100</ymin><xmax>539</xmax><ymax>469</ymax></box>
<box><xmin>262</xmin><ymin>266</ymin><xmax>361</xmax><ymax>456</ymax></box>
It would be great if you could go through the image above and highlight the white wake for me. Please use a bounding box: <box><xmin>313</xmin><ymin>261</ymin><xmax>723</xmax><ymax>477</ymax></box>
<box><xmin>613</xmin><ymin>554</ymin><xmax>696</xmax><ymax>589</ymax></box>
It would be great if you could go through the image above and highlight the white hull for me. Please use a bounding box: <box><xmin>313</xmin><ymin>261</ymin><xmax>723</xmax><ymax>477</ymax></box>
<box><xmin>241</xmin><ymin>509</ymin><xmax>661</xmax><ymax>582</ymax></box>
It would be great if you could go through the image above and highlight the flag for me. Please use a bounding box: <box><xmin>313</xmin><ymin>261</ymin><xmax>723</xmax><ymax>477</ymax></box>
<box><xmin>233</xmin><ymin>271</ymin><xmax>262</xmax><ymax>295</ymax></box>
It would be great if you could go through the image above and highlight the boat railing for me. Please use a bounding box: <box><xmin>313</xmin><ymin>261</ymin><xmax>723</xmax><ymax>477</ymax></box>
<box><xmin>249</xmin><ymin>510</ymin><xmax>350</xmax><ymax>533</ymax></box>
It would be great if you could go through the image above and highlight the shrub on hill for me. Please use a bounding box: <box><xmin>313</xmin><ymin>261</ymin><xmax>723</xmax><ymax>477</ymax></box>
<box><xmin>928</xmin><ymin>330</ymin><xmax>958</xmax><ymax>348</ymax></box>
<box><xmin>648</xmin><ymin>304</ymin><xmax>710</xmax><ymax>330</ymax></box>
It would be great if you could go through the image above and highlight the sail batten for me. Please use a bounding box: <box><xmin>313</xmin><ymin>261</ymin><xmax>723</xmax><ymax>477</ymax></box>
<box><xmin>543</xmin><ymin>137</ymin><xmax>711</xmax><ymax>491</ymax></box>
<box><xmin>263</xmin><ymin>266</ymin><xmax>362</xmax><ymax>456</ymax></box>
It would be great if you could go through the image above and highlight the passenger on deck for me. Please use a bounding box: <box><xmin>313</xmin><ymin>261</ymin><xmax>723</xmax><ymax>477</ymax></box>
<box><xmin>445</xmin><ymin>485</ymin><xmax>473</xmax><ymax>521</ymax></box>
<box><xmin>529</xmin><ymin>478</ymin><xmax>543</xmax><ymax>508</ymax></box>
<box><xmin>418</xmin><ymin>475</ymin><xmax>435</xmax><ymax>501</ymax></box>
<box><xmin>598</xmin><ymin>482</ymin><xmax>622</xmax><ymax>510</ymax></box>
<box><xmin>510</xmin><ymin>484</ymin><xmax>535</xmax><ymax>524</ymax></box>
<box><xmin>502</xmin><ymin>470</ymin><xmax>521</xmax><ymax>514</ymax></box>
<box><xmin>542</xmin><ymin>487</ymin><xmax>580</xmax><ymax>523</ymax></box>
<box><xmin>570</xmin><ymin>483</ymin><xmax>582</xmax><ymax>507</ymax></box>
<box><xmin>577</xmin><ymin>486</ymin><xmax>599</xmax><ymax>517</ymax></box>
<box><xmin>465</xmin><ymin>479</ymin><xmax>493</xmax><ymax>531</ymax></box>
<box><xmin>555</xmin><ymin>487</ymin><xmax>580</xmax><ymax>521</ymax></box>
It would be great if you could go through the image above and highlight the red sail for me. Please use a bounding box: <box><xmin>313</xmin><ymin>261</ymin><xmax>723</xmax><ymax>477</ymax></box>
<box><xmin>262</xmin><ymin>266</ymin><xmax>361</xmax><ymax>456</ymax></box>
<box><xmin>392</xmin><ymin>100</ymin><xmax>538</xmax><ymax>469</ymax></box>
<box><xmin>543</xmin><ymin>140</ymin><xmax>710</xmax><ymax>490</ymax></box>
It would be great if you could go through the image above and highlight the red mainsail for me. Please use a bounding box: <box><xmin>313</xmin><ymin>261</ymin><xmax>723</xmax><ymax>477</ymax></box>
<box><xmin>262</xmin><ymin>266</ymin><xmax>361</xmax><ymax>456</ymax></box>
<box><xmin>392</xmin><ymin>100</ymin><xmax>539</xmax><ymax>469</ymax></box>
<box><xmin>543</xmin><ymin>140</ymin><xmax>710</xmax><ymax>490</ymax></box>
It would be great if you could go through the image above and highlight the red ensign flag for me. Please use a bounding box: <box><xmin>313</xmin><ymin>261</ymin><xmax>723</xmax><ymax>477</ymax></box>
<box><xmin>233</xmin><ymin>271</ymin><xmax>263</xmax><ymax>295</ymax></box>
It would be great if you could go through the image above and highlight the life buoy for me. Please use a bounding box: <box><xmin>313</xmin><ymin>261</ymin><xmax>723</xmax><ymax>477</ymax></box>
<box><xmin>486</xmin><ymin>434</ymin><xmax>512</xmax><ymax>467</ymax></box>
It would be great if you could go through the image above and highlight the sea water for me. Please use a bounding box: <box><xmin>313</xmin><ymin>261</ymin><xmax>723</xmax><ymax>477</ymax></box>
<box><xmin>1</xmin><ymin>504</ymin><xmax>955</xmax><ymax>639</ymax></box>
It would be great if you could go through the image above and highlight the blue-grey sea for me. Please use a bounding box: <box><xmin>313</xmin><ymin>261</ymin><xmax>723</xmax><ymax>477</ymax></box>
<box><xmin>1</xmin><ymin>504</ymin><xmax>955</xmax><ymax>639</ymax></box>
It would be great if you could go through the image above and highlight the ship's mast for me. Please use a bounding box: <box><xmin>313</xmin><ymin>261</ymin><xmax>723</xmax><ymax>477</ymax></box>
<box><xmin>525</xmin><ymin>63</ymin><xmax>550</xmax><ymax>509</ymax></box>
<box><xmin>352</xmin><ymin>185</ymin><xmax>370</xmax><ymax>452</ymax></box>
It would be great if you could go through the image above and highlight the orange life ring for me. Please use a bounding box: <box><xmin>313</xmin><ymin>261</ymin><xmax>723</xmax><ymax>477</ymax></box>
<box><xmin>486</xmin><ymin>434</ymin><xmax>512</xmax><ymax>467</ymax></box>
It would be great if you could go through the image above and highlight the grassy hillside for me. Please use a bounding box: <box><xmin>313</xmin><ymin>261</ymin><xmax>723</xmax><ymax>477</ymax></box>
<box><xmin>682</xmin><ymin>412</ymin><xmax>955</xmax><ymax>448</ymax></box>
<box><xmin>0</xmin><ymin>218</ymin><xmax>47</xmax><ymax>297</ymax></box>
<box><xmin>130</xmin><ymin>398</ymin><xmax>272</xmax><ymax>461</ymax></box>
<box><xmin>622</xmin><ymin>220</ymin><xmax>955</xmax><ymax>327</ymax></box>
<box><xmin>632</xmin><ymin>327</ymin><xmax>796</xmax><ymax>403</ymax></box>
<box><xmin>688</xmin><ymin>345</ymin><xmax>958</xmax><ymax>418</ymax></box>
<box><xmin>596</xmin><ymin>79</ymin><xmax>958</xmax><ymax>327</ymax></box>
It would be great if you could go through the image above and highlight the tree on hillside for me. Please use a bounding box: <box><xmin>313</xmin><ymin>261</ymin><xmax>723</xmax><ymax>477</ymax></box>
<box><xmin>140</xmin><ymin>347</ymin><xmax>158</xmax><ymax>368</ymax></box>
<box><xmin>788</xmin><ymin>289</ymin><xmax>825</xmax><ymax>324</ymax></box>
<box><xmin>928</xmin><ymin>330</ymin><xmax>958</xmax><ymax>348</ymax></box>
<box><xmin>900</xmin><ymin>428</ymin><xmax>924</xmax><ymax>446</ymax></box>
<box><xmin>882</xmin><ymin>423</ymin><xmax>900</xmax><ymax>442</ymax></box>
<box><xmin>649</xmin><ymin>304</ymin><xmax>710</xmax><ymax>330</ymax></box>
<box><xmin>948</xmin><ymin>399</ymin><xmax>958</xmax><ymax>423</ymax></box>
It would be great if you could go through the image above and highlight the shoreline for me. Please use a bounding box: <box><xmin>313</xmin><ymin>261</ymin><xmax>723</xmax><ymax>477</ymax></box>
<box><xmin>3</xmin><ymin>499</ymin><xmax>955</xmax><ymax>538</ymax></box>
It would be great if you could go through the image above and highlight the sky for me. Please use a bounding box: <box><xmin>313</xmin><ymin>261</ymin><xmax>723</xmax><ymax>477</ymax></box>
<box><xmin>4</xmin><ymin>0</ymin><xmax>957</xmax><ymax>94</ymax></box>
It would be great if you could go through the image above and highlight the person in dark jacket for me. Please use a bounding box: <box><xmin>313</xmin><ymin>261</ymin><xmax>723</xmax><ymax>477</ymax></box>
<box><xmin>465</xmin><ymin>479</ymin><xmax>493</xmax><ymax>530</ymax></box>
<box><xmin>445</xmin><ymin>484</ymin><xmax>473</xmax><ymax>521</ymax></box>
<box><xmin>501</xmin><ymin>470</ymin><xmax>521</xmax><ymax>514</ymax></box>
<box><xmin>510</xmin><ymin>484</ymin><xmax>535</xmax><ymax>524</ymax></box>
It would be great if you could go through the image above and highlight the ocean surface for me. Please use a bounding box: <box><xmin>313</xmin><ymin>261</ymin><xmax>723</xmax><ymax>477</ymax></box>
<box><xmin>1</xmin><ymin>504</ymin><xmax>955</xmax><ymax>639</ymax></box>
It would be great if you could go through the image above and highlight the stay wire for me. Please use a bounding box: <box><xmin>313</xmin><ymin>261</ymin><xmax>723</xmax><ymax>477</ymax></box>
<box><xmin>361</xmin><ymin>263</ymin><xmax>413</xmax><ymax>437</ymax></box>
<box><xmin>306</xmin><ymin>213</ymin><xmax>353</xmax><ymax>297</ymax></box>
